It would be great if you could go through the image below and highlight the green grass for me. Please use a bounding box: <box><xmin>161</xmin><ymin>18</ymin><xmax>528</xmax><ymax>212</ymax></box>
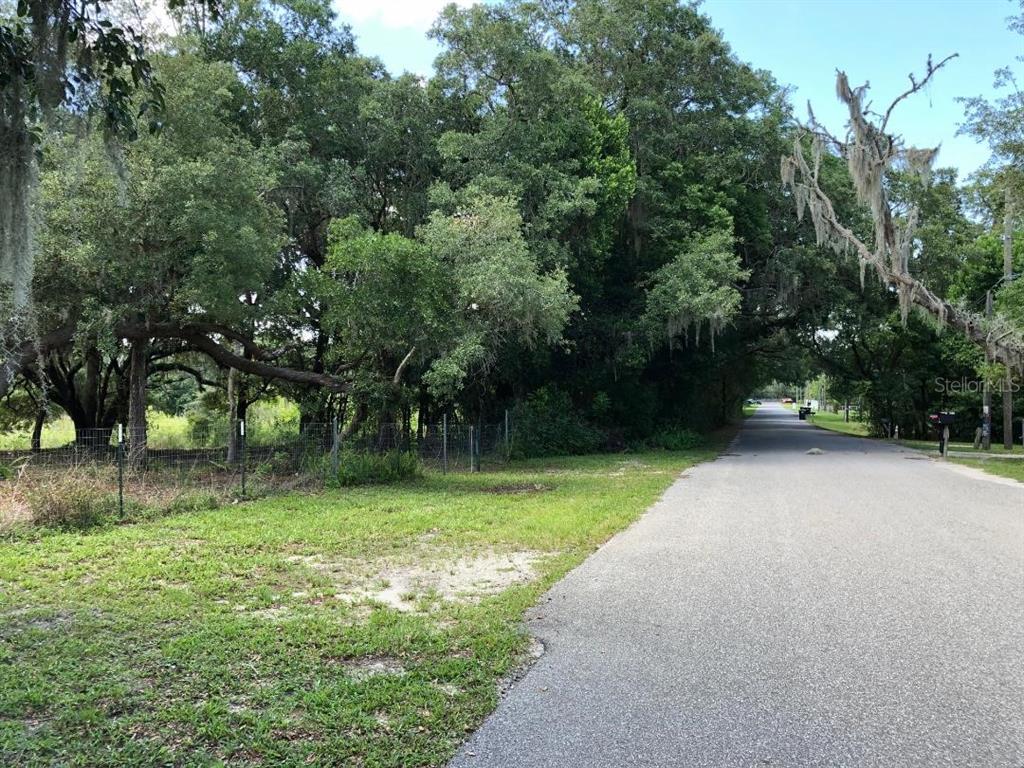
<box><xmin>0</xmin><ymin>400</ymin><xmax>302</xmax><ymax>451</ymax></box>
<box><xmin>0</xmin><ymin>411</ymin><xmax>195</xmax><ymax>450</ymax></box>
<box><xmin>897</xmin><ymin>438</ymin><xmax>1019</xmax><ymax>455</ymax></box>
<box><xmin>742</xmin><ymin>404</ymin><xmax>759</xmax><ymax>417</ymax></box>
<box><xmin>950</xmin><ymin>458</ymin><xmax>1024</xmax><ymax>484</ymax></box>
<box><xmin>803</xmin><ymin>412</ymin><xmax>1024</xmax><ymax>484</ymax></box>
<box><xmin>807</xmin><ymin>410</ymin><xmax>871</xmax><ymax>437</ymax></box>
<box><xmin>0</xmin><ymin>448</ymin><xmax>719</xmax><ymax>767</ymax></box>
<box><xmin>0</xmin><ymin>418</ymin><xmax>75</xmax><ymax>450</ymax></box>
<box><xmin>804</xmin><ymin>413</ymin><xmax>1021</xmax><ymax>455</ymax></box>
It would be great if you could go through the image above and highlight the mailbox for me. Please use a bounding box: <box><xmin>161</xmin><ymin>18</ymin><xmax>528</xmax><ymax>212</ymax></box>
<box><xmin>928</xmin><ymin>412</ymin><xmax>955</xmax><ymax>455</ymax></box>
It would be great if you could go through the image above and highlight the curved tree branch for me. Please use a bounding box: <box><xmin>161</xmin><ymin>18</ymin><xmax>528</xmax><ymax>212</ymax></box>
<box><xmin>117</xmin><ymin>321</ymin><xmax>351</xmax><ymax>392</ymax></box>
<box><xmin>392</xmin><ymin>346</ymin><xmax>417</xmax><ymax>387</ymax></box>
<box><xmin>880</xmin><ymin>53</ymin><xmax>959</xmax><ymax>132</ymax></box>
<box><xmin>0</xmin><ymin>322</ymin><xmax>77</xmax><ymax>399</ymax></box>
<box><xmin>149</xmin><ymin>362</ymin><xmax>224</xmax><ymax>390</ymax></box>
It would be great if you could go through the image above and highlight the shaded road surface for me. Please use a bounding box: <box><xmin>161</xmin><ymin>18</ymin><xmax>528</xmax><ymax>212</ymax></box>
<box><xmin>450</xmin><ymin>403</ymin><xmax>1024</xmax><ymax>767</ymax></box>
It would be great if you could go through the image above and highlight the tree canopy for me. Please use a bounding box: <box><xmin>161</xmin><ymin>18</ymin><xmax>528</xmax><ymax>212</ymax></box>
<box><xmin>2</xmin><ymin>0</ymin><xmax>1020</xmax><ymax>450</ymax></box>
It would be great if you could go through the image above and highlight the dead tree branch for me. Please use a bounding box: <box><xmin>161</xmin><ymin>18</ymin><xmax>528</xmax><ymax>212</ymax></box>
<box><xmin>781</xmin><ymin>58</ymin><xmax>1023</xmax><ymax>371</ymax></box>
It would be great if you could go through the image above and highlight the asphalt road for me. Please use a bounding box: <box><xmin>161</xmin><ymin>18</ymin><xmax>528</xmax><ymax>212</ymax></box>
<box><xmin>450</xmin><ymin>402</ymin><xmax>1024</xmax><ymax>767</ymax></box>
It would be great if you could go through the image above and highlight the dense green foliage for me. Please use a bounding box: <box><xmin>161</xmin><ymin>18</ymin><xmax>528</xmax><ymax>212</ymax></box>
<box><xmin>509</xmin><ymin>386</ymin><xmax>603</xmax><ymax>457</ymax></box>
<box><xmin>332</xmin><ymin>450</ymin><xmax>422</xmax><ymax>487</ymax></box>
<box><xmin>2</xmin><ymin>0</ymin><xmax>1020</xmax><ymax>452</ymax></box>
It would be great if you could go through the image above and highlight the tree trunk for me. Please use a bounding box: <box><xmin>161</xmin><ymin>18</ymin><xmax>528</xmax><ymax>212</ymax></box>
<box><xmin>628</xmin><ymin>194</ymin><xmax>644</xmax><ymax>259</ymax></box>
<box><xmin>417</xmin><ymin>384</ymin><xmax>428</xmax><ymax>442</ymax></box>
<box><xmin>402</xmin><ymin>405</ymin><xmax>412</xmax><ymax>450</ymax></box>
<box><xmin>127</xmin><ymin>339</ymin><xmax>148</xmax><ymax>470</ymax></box>
<box><xmin>984</xmin><ymin>291</ymin><xmax>993</xmax><ymax>450</ymax></box>
<box><xmin>226</xmin><ymin>366</ymin><xmax>239</xmax><ymax>462</ymax></box>
<box><xmin>1003</xmin><ymin>190</ymin><xmax>1015</xmax><ymax>450</ymax></box>
<box><xmin>31</xmin><ymin>409</ymin><xmax>44</xmax><ymax>453</ymax></box>
<box><xmin>1003</xmin><ymin>383</ymin><xmax>1014</xmax><ymax>450</ymax></box>
<box><xmin>0</xmin><ymin>83</ymin><xmax>35</xmax><ymax>401</ymax></box>
<box><xmin>74</xmin><ymin>424</ymin><xmax>114</xmax><ymax>451</ymax></box>
<box><xmin>341</xmin><ymin>402</ymin><xmax>367</xmax><ymax>440</ymax></box>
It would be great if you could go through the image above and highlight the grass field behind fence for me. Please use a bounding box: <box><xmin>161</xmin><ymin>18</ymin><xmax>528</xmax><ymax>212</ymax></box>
<box><xmin>0</xmin><ymin>448</ymin><xmax>719</xmax><ymax>767</ymax></box>
<box><xmin>0</xmin><ymin>401</ymin><xmax>302</xmax><ymax>451</ymax></box>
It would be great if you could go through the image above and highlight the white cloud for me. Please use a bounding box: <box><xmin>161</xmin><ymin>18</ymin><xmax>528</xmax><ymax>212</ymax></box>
<box><xmin>333</xmin><ymin>0</ymin><xmax>474</xmax><ymax>32</ymax></box>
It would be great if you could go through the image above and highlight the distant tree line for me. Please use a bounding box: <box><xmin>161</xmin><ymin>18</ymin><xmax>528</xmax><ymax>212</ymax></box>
<box><xmin>1</xmin><ymin>0</ymin><xmax>1020</xmax><ymax>453</ymax></box>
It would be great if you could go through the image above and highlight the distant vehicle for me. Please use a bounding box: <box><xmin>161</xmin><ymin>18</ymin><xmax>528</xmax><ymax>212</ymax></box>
<box><xmin>782</xmin><ymin>397</ymin><xmax>794</xmax><ymax>404</ymax></box>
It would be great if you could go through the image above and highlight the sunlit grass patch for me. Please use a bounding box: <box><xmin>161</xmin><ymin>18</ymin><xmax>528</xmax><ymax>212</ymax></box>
<box><xmin>951</xmin><ymin>458</ymin><xmax>1024</xmax><ymax>484</ymax></box>
<box><xmin>807</xmin><ymin>410</ymin><xmax>871</xmax><ymax>437</ymax></box>
<box><xmin>0</xmin><ymin>448</ymin><xmax>717</xmax><ymax>767</ymax></box>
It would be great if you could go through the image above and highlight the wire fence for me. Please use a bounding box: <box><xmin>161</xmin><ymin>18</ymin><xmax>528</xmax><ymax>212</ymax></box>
<box><xmin>0</xmin><ymin>415</ymin><xmax>514</xmax><ymax>502</ymax></box>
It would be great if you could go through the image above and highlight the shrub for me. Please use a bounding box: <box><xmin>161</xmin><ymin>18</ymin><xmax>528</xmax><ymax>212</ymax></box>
<box><xmin>26</xmin><ymin>477</ymin><xmax>117</xmax><ymax>531</ymax></box>
<box><xmin>333</xmin><ymin>450</ymin><xmax>420</xmax><ymax>486</ymax></box>
<box><xmin>643</xmin><ymin>426</ymin><xmax>706</xmax><ymax>451</ymax></box>
<box><xmin>165</xmin><ymin>491</ymin><xmax>220</xmax><ymax>515</ymax></box>
<box><xmin>254</xmin><ymin>450</ymin><xmax>296</xmax><ymax>476</ymax></box>
<box><xmin>0</xmin><ymin>463</ymin><xmax>12</xmax><ymax>481</ymax></box>
<box><xmin>510</xmin><ymin>386</ymin><xmax>604</xmax><ymax>458</ymax></box>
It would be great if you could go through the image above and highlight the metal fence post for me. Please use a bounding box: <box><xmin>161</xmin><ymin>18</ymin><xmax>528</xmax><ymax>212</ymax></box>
<box><xmin>468</xmin><ymin>425</ymin><xmax>474</xmax><ymax>473</ymax></box>
<box><xmin>331</xmin><ymin>417</ymin><xmax>340</xmax><ymax>479</ymax></box>
<box><xmin>117</xmin><ymin>423</ymin><xmax>125</xmax><ymax>517</ymax></box>
<box><xmin>239</xmin><ymin>419</ymin><xmax>247</xmax><ymax>496</ymax></box>
<box><xmin>442</xmin><ymin>413</ymin><xmax>448</xmax><ymax>475</ymax></box>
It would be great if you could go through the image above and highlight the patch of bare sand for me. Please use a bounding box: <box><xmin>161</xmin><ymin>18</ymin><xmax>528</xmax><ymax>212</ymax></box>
<box><xmin>343</xmin><ymin>657</ymin><xmax>407</xmax><ymax>680</ymax></box>
<box><xmin>482</xmin><ymin>483</ymin><xmax>552</xmax><ymax>495</ymax></box>
<box><xmin>289</xmin><ymin>550</ymin><xmax>545</xmax><ymax>612</ymax></box>
<box><xmin>608</xmin><ymin>460</ymin><xmax>666</xmax><ymax>477</ymax></box>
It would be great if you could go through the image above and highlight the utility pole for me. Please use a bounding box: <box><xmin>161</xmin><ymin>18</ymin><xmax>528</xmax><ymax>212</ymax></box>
<box><xmin>1002</xmin><ymin>190</ymin><xmax>1015</xmax><ymax>450</ymax></box>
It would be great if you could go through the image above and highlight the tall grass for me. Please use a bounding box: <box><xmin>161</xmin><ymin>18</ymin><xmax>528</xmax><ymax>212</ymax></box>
<box><xmin>0</xmin><ymin>399</ymin><xmax>303</xmax><ymax>451</ymax></box>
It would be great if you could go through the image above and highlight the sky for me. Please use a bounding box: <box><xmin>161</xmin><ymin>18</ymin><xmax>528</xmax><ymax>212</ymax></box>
<box><xmin>332</xmin><ymin>0</ymin><xmax>1023</xmax><ymax>180</ymax></box>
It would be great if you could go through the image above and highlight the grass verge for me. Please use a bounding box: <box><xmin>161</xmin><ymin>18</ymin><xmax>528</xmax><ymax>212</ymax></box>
<box><xmin>949</xmin><ymin>458</ymin><xmax>1024</xmax><ymax>484</ymax></box>
<box><xmin>807</xmin><ymin>410</ymin><xmax>871</xmax><ymax>437</ymax></box>
<box><xmin>804</xmin><ymin>412</ymin><xmax>1023</xmax><ymax>485</ymax></box>
<box><xmin>897</xmin><ymin>438</ymin><xmax>1019</xmax><ymax>455</ymax></box>
<box><xmin>805</xmin><ymin>414</ymin><xmax>1022</xmax><ymax>457</ymax></box>
<box><xmin>0</xmin><ymin>447</ymin><xmax>719</xmax><ymax>767</ymax></box>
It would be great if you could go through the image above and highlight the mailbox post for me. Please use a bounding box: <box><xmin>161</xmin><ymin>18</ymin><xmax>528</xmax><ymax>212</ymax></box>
<box><xmin>929</xmin><ymin>412</ymin><xmax>956</xmax><ymax>457</ymax></box>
